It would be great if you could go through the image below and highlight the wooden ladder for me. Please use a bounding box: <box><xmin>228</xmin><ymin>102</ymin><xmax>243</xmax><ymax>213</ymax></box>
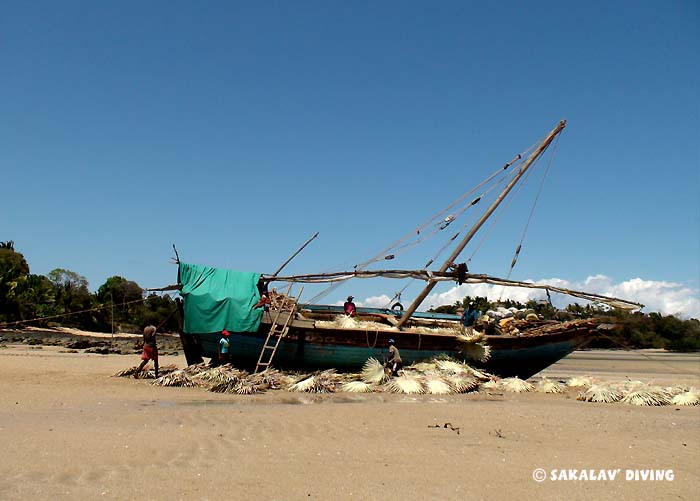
<box><xmin>254</xmin><ymin>285</ymin><xmax>303</xmax><ymax>373</ymax></box>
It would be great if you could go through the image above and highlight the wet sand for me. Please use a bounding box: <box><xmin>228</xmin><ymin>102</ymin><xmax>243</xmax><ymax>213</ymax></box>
<box><xmin>0</xmin><ymin>343</ymin><xmax>698</xmax><ymax>500</ymax></box>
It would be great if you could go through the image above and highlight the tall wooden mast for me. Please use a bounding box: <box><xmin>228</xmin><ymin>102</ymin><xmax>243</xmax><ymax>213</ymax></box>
<box><xmin>396</xmin><ymin>120</ymin><xmax>567</xmax><ymax>329</ymax></box>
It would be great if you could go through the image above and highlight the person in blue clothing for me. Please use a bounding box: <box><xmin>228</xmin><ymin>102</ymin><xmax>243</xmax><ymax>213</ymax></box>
<box><xmin>460</xmin><ymin>302</ymin><xmax>479</xmax><ymax>335</ymax></box>
<box><xmin>218</xmin><ymin>330</ymin><xmax>231</xmax><ymax>365</ymax></box>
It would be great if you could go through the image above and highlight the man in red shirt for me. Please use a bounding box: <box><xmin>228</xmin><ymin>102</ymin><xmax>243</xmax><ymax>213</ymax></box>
<box><xmin>343</xmin><ymin>296</ymin><xmax>356</xmax><ymax>317</ymax></box>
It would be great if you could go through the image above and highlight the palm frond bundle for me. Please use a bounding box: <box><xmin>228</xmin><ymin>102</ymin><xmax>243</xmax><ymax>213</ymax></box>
<box><xmin>536</xmin><ymin>378</ymin><xmax>567</xmax><ymax>394</ymax></box>
<box><xmin>445</xmin><ymin>374</ymin><xmax>480</xmax><ymax>393</ymax></box>
<box><xmin>288</xmin><ymin>370</ymin><xmax>338</xmax><ymax>393</ymax></box>
<box><xmin>385</xmin><ymin>373</ymin><xmax>425</xmax><ymax>394</ymax></box>
<box><xmin>423</xmin><ymin>376</ymin><xmax>454</xmax><ymax>395</ymax></box>
<box><xmin>152</xmin><ymin>370</ymin><xmax>199</xmax><ymax>388</ymax></box>
<box><xmin>566</xmin><ymin>376</ymin><xmax>594</xmax><ymax>389</ymax></box>
<box><xmin>621</xmin><ymin>387</ymin><xmax>672</xmax><ymax>406</ymax></box>
<box><xmin>577</xmin><ymin>384</ymin><xmax>623</xmax><ymax>403</ymax></box>
<box><xmin>362</xmin><ymin>358</ymin><xmax>389</xmax><ymax>384</ymax></box>
<box><xmin>671</xmin><ymin>389</ymin><xmax>700</xmax><ymax>406</ymax></box>
<box><xmin>341</xmin><ymin>381</ymin><xmax>375</xmax><ymax>393</ymax></box>
<box><xmin>501</xmin><ymin>377</ymin><xmax>534</xmax><ymax>393</ymax></box>
<box><xmin>479</xmin><ymin>379</ymin><xmax>502</xmax><ymax>391</ymax></box>
<box><xmin>113</xmin><ymin>366</ymin><xmax>140</xmax><ymax>378</ymax></box>
<box><xmin>460</xmin><ymin>342</ymin><xmax>492</xmax><ymax>363</ymax></box>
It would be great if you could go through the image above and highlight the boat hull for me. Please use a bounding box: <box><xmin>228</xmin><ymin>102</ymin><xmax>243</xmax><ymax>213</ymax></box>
<box><xmin>187</xmin><ymin>320</ymin><xmax>593</xmax><ymax>379</ymax></box>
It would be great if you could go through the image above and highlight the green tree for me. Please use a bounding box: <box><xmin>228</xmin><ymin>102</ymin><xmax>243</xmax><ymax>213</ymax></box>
<box><xmin>46</xmin><ymin>268</ymin><xmax>94</xmax><ymax>328</ymax></box>
<box><xmin>0</xmin><ymin>244</ymin><xmax>31</xmax><ymax>322</ymax></box>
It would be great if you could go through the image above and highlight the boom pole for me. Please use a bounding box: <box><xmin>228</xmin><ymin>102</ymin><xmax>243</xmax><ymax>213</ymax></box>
<box><xmin>396</xmin><ymin>120</ymin><xmax>567</xmax><ymax>328</ymax></box>
<box><xmin>271</xmin><ymin>232</ymin><xmax>320</xmax><ymax>277</ymax></box>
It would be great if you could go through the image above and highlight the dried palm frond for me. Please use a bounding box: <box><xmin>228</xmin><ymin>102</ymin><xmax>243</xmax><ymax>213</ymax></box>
<box><xmin>621</xmin><ymin>388</ymin><xmax>672</xmax><ymax>406</ymax></box>
<box><xmin>248</xmin><ymin>368</ymin><xmax>286</xmax><ymax>388</ymax></box>
<box><xmin>479</xmin><ymin>379</ymin><xmax>502</xmax><ymax>391</ymax></box>
<box><xmin>435</xmin><ymin>359</ymin><xmax>463</xmax><ymax>374</ymax></box>
<box><xmin>386</xmin><ymin>373</ymin><xmax>425</xmax><ymax>394</ymax></box>
<box><xmin>152</xmin><ymin>370</ymin><xmax>199</xmax><ymax>387</ymax></box>
<box><xmin>182</xmin><ymin>363</ymin><xmax>210</xmax><ymax>376</ymax></box>
<box><xmin>362</xmin><ymin>358</ymin><xmax>389</xmax><ymax>384</ymax></box>
<box><xmin>209</xmin><ymin>379</ymin><xmax>240</xmax><ymax>393</ymax></box>
<box><xmin>288</xmin><ymin>370</ymin><xmax>338</xmax><ymax>393</ymax></box>
<box><xmin>113</xmin><ymin>366</ymin><xmax>140</xmax><ymax>378</ymax></box>
<box><xmin>460</xmin><ymin>342</ymin><xmax>492</xmax><ymax>363</ymax></box>
<box><xmin>536</xmin><ymin>378</ymin><xmax>567</xmax><ymax>394</ymax></box>
<box><xmin>423</xmin><ymin>376</ymin><xmax>454</xmax><ymax>395</ymax></box>
<box><xmin>408</xmin><ymin>362</ymin><xmax>438</xmax><ymax>374</ymax></box>
<box><xmin>663</xmin><ymin>386</ymin><xmax>687</xmax><ymax>397</ymax></box>
<box><xmin>234</xmin><ymin>380</ymin><xmax>268</xmax><ymax>395</ymax></box>
<box><xmin>501</xmin><ymin>377</ymin><xmax>534</xmax><ymax>393</ymax></box>
<box><xmin>288</xmin><ymin>374</ymin><xmax>316</xmax><ymax>392</ymax></box>
<box><xmin>196</xmin><ymin>367</ymin><xmax>242</xmax><ymax>384</ymax></box>
<box><xmin>577</xmin><ymin>384</ymin><xmax>623</xmax><ymax>403</ymax></box>
<box><xmin>455</xmin><ymin>332</ymin><xmax>484</xmax><ymax>344</ymax></box>
<box><xmin>671</xmin><ymin>389</ymin><xmax>700</xmax><ymax>406</ymax></box>
<box><xmin>566</xmin><ymin>376</ymin><xmax>594</xmax><ymax>388</ymax></box>
<box><xmin>445</xmin><ymin>374</ymin><xmax>479</xmax><ymax>393</ymax></box>
<box><xmin>341</xmin><ymin>381</ymin><xmax>375</xmax><ymax>393</ymax></box>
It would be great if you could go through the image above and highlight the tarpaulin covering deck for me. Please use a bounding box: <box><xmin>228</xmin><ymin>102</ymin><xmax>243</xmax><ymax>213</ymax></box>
<box><xmin>179</xmin><ymin>263</ymin><xmax>262</xmax><ymax>333</ymax></box>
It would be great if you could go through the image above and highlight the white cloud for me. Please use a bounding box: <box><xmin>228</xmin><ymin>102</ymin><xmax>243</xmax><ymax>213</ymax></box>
<box><xmin>414</xmin><ymin>275</ymin><xmax>699</xmax><ymax>319</ymax></box>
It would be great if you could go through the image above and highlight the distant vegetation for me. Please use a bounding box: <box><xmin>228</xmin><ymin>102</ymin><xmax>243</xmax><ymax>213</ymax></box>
<box><xmin>0</xmin><ymin>241</ymin><xmax>179</xmax><ymax>334</ymax></box>
<box><xmin>431</xmin><ymin>296</ymin><xmax>700</xmax><ymax>352</ymax></box>
<box><xmin>1</xmin><ymin>241</ymin><xmax>698</xmax><ymax>351</ymax></box>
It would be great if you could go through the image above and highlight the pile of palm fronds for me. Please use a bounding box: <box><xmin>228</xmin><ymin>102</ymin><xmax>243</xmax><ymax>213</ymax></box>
<box><xmin>113</xmin><ymin>364</ymin><xmax>178</xmax><ymax>379</ymax></box>
<box><xmin>479</xmin><ymin>379</ymin><xmax>502</xmax><ymax>391</ymax></box>
<box><xmin>566</xmin><ymin>376</ymin><xmax>595</xmax><ymax>389</ymax></box>
<box><xmin>341</xmin><ymin>380</ymin><xmax>375</xmax><ymax>393</ymax></box>
<box><xmin>671</xmin><ymin>388</ymin><xmax>700</xmax><ymax>406</ymax></box>
<box><xmin>113</xmin><ymin>366</ymin><xmax>141</xmax><ymax>378</ymax></box>
<box><xmin>501</xmin><ymin>377</ymin><xmax>534</xmax><ymax>393</ymax></box>
<box><xmin>536</xmin><ymin>378</ymin><xmax>567</xmax><ymax>394</ymax></box>
<box><xmin>577</xmin><ymin>384</ymin><xmax>623</xmax><ymax>403</ymax></box>
<box><xmin>196</xmin><ymin>365</ymin><xmax>247</xmax><ymax>384</ymax></box>
<box><xmin>422</xmin><ymin>375</ymin><xmax>453</xmax><ymax>395</ymax></box>
<box><xmin>152</xmin><ymin>370</ymin><xmax>200</xmax><ymax>388</ymax></box>
<box><xmin>621</xmin><ymin>387</ymin><xmax>672</xmax><ymax>406</ymax></box>
<box><xmin>288</xmin><ymin>369</ymin><xmax>339</xmax><ymax>393</ymax></box>
<box><xmin>385</xmin><ymin>373</ymin><xmax>425</xmax><ymax>394</ymax></box>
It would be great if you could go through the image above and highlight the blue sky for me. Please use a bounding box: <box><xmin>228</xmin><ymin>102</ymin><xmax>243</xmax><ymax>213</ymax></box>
<box><xmin>2</xmin><ymin>1</ymin><xmax>698</xmax><ymax>317</ymax></box>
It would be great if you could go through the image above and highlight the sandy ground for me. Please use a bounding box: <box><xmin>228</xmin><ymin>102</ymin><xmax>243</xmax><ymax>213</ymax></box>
<box><xmin>0</xmin><ymin>344</ymin><xmax>698</xmax><ymax>501</ymax></box>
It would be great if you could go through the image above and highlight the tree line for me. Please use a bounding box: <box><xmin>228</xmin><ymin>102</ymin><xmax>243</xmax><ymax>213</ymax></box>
<box><xmin>431</xmin><ymin>295</ymin><xmax>700</xmax><ymax>352</ymax></box>
<box><xmin>0</xmin><ymin>241</ymin><xmax>179</xmax><ymax>334</ymax></box>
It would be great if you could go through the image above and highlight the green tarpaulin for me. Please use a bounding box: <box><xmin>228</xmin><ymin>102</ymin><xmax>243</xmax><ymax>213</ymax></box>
<box><xmin>179</xmin><ymin>263</ymin><xmax>262</xmax><ymax>334</ymax></box>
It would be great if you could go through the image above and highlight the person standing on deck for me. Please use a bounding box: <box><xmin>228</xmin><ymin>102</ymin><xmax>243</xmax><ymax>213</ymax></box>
<box><xmin>461</xmin><ymin>302</ymin><xmax>479</xmax><ymax>335</ymax></box>
<box><xmin>384</xmin><ymin>338</ymin><xmax>403</xmax><ymax>376</ymax></box>
<box><xmin>219</xmin><ymin>330</ymin><xmax>230</xmax><ymax>365</ymax></box>
<box><xmin>135</xmin><ymin>325</ymin><xmax>159</xmax><ymax>378</ymax></box>
<box><xmin>344</xmin><ymin>296</ymin><xmax>357</xmax><ymax>317</ymax></box>
<box><xmin>253</xmin><ymin>292</ymin><xmax>271</xmax><ymax>312</ymax></box>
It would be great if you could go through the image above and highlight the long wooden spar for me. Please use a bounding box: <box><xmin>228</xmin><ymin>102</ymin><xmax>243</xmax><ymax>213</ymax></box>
<box><xmin>260</xmin><ymin>269</ymin><xmax>643</xmax><ymax>311</ymax></box>
<box><xmin>396</xmin><ymin>120</ymin><xmax>567</xmax><ymax>328</ymax></box>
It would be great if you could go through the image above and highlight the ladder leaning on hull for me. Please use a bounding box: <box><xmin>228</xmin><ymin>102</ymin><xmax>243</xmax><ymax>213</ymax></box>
<box><xmin>254</xmin><ymin>285</ymin><xmax>303</xmax><ymax>373</ymax></box>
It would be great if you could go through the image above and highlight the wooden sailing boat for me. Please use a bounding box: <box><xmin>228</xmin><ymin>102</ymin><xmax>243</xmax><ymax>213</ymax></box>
<box><xmin>167</xmin><ymin>120</ymin><xmax>643</xmax><ymax>379</ymax></box>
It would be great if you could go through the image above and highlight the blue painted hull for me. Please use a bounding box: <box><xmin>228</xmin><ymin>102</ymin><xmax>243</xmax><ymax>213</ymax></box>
<box><xmin>192</xmin><ymin>323</ymin><xmax>592</xmax><ymax>379</ymax></box>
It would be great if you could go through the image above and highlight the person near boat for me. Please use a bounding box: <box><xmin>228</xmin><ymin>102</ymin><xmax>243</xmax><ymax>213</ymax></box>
<box><xmin>219</xmin><ymin>330</ymin><xmax>230</xmax><ymax>364</ymax></box>
<box><xmin>253</xmin><ymin>292</ymin><xmax>271</xmax><ymax>312</ymax></box>
<box><xmin>344</xmin><ymin>296</ymin><xmax>357</xmax><ymax>317</ymax></box>
<box><xmin>461</xmin><ymin>302</ymin><xmax>479</xmax><ymax>335</ymax></box>
<box><xmin>384</xmin><ymin>338</ymin><xmax>403</xmax><ymax>376</ymax></box>
<box><xmin>136</xmin><ymin>325</ymin><xmax>159</xmax><ymax>378</ymax></box>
